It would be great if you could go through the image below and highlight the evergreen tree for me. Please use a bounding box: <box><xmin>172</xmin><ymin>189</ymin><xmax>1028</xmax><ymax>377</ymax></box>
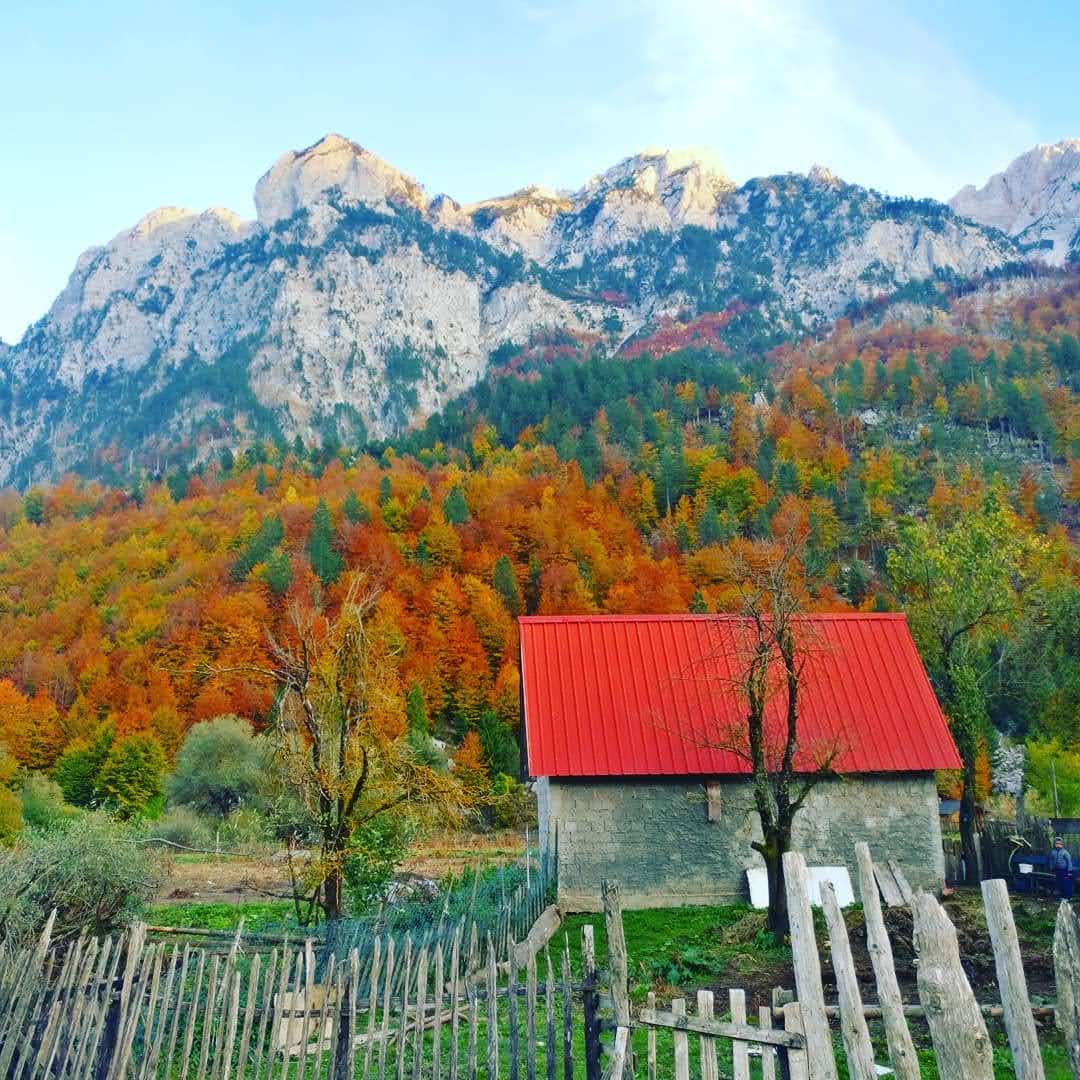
<box><xmin>231</xmin><ymin>516</ymin><xmax>285</xmax><ymax>582</ymax></box>
<box><xmin>255</xmin><ymin>468</ymin><xmax>270</xmax><ymax>494</ymax></box>
<box><xmin>443</xmin><ymin>485</ymin><xmax>469</xmax><ymax>525</ymax></box>
<box><xmin>166</xmin><ymin>464</ymin><xmax>190</xmax><ymax>502</ymax></box>
<box><xmin>263</xmin><ymin>549</ymin><xmax>293</xmax><ymax>596</ymax></box>
<box><xmin>689</xmin><ymin>589</ymin><xmax>709</xmax><ymax>614</ymax></box>
<box><xmin>405</xmin><ymin>685</ymin><xmax>429</xmax><ymax>734</ymax></box>
<box><xmin>52</xmin><ymin>725</ymin><xmax>114</xmax><ymax>808</ymax></box>
<box><xmin>477</xmin><ymin>711</ymin><xmax>520</xmax><ymax>778</ymax></box>
<box><xmin>308</xmin><ymin>500</ymin><xmax>343</xmax><ymax>586</ymax></box>
<box><xmin>343</xmin><ymin>490</ymin><xmax>370</xmax><ymax>524</ymax></box>
<box><xmin>378</xmin><ymin>476</ymin><xmax>393</xmax><ymax>505</ymax></box>
<box><xmin>22</xmin><ymin>490</ymin><xmax>45</xmax><ymax>525</ymax></box>
<box><xmin>492</xmin><ymin>555</ymin><xmax>522</xmax><ymax>616</ymax></box>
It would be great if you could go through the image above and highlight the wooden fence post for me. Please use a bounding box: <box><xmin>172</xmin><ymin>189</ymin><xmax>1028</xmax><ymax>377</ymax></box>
<box><xmin>728</xmin><ymin>988</ymin><xmax>749</xmax><ymax>1080</ymax></box>
<box><xmin>1054</xmin><ymin>901</ymin><xmax>1080</xmax><ymax>1077</ymax></box>
<box><xmin>820</xmin><ymin>881</ymin><xmax>876</xmax><ymax>1080</ymax></box>
<box><xmin>582</xmin><ymin>925</ymin><xmax>602</xmax><ymax>1080</ymax></box>
<box><xmin>602</xmin><ymin>880</ymin><xmax>634</xmax><ymax>1079</ymax></box>
<box><xmin>982</xmin><ymin>879</ymin><xmax>1044</xmax><ymax>1080</ymax></box>
<box><xmin>781</xmin><ymin>851</ymin><xmax>838</xmax><ymax>1080</ymax></box>
<box><xmin>911</xmin><ymin>891</ymin><xmax>993</xmax><ymax>1080</ymax></box>
<box><xmin>854</xmin><ymin>842</ymin><xmax>919</xmax><ymax>1080</ymax></box>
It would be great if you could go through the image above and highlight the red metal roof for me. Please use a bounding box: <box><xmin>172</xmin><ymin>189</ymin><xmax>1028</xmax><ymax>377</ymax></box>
<box><xmin>519</xmin><ymin>614</ymin><xmax>960</xmax><ymax>778</ymax></box>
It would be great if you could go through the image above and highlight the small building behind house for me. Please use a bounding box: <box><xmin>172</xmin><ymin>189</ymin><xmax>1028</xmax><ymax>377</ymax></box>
<box><xmin>519</xmin><ymin>613</ymin><xmax>961</xmax><ymax>911</ymax></box>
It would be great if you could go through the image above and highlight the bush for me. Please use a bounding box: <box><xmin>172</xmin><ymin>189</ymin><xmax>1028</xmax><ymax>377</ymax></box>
<box><xmin>168</xmin><ymin>716</ymin><xmax>274</xmax><ymax>817</ymax></box>
<box><xmin>220</xmin><ymin>807</ymin><xmax>274</xmax><ymax>850</ymax></box>
<box><xmin>148</xmin><ymin>805</ymin><xmax>214</xmax><ymax>850</ymax></box>
<box><xmin>97</xmin><ymin>733</ymin><xmax>167</xmax><ymax>819</ymax></box>
<box><xmin>0</xmin><ymin>813</ymin><xmax>165</xmax><ymax>946</ymax></box>
<box><xmin>343</xmin><ymin>814</ymin><xmax>412</xmax><ymax>912</ymax></box>
<box><xmin>490</xmin><ymin>774</ymin><xmax>537</xmax><ymax>830</ymax></box>
<box><xmin>20</xmin><ymin>773</ymin><xmax>79</xmax><ymax>829</ymax></box>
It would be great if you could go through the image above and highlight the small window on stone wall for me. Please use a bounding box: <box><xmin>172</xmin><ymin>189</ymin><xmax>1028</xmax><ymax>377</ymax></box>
<box><xmin>706</xmin><ymin>781</ymin><xmax>722</xmax><ymax>822</ymax></box>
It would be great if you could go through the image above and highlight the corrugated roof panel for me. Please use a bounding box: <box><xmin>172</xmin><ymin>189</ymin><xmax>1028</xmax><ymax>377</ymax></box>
<box><xmin>519</xmin><ymin>614</ymin><xmax>961</xmax><ymax>778</ymax></box>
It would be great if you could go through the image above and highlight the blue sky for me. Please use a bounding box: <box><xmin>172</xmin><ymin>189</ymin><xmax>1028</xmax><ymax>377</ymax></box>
<box><xmin>2</xmin><ymin>0</ymin><xmax>1077</xmax><ymax>343</ymax></box>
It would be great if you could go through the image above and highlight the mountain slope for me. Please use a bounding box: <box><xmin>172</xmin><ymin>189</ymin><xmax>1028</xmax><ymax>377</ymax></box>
<box><xmin>950</xmin><ymin>140</ymin><xmax>1080</xmax><ymax>266</ymax></box>
<box><xmin>1</xmin><ymin>134</ymin><xmax>1025</xmax><ymax>486</ymax></box>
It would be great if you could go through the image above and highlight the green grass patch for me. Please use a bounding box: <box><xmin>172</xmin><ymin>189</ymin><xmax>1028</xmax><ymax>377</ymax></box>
<box><xmin>150</xmin><ymin>899</ymin><xmax>301</xmax><ymax>934</ymax></box>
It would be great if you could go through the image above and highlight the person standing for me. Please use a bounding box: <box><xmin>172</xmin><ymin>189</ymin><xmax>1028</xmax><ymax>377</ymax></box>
<box><xmin>1051</xmin><ymin>837</ymin><xmax>1074</xmax><ymax>900</ymax></box>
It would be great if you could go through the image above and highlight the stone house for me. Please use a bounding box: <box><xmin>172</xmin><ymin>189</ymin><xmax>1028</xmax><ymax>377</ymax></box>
<box><xmin>519</xmin><ymin>614</ymin><xmax>960</xmax><ymax>911</ymax></box>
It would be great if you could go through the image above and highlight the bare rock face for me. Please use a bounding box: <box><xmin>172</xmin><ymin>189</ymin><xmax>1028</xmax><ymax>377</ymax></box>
<box><xmin>1</xmin><ymin>134</ymin><xmax>1027</xmax><ymax>485</ymax></box>
<box><xmin>950</xmin><ymin>140</ymin><xmax>1080</xmax><ymax>266</ymax></box>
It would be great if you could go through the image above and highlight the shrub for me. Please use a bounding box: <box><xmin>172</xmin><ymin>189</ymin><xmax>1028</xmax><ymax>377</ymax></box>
<box><xmin>220</xmin><ymin>806</ymin><xmax>274</xmax><ymax>850</ymax></box>
<box><xmin>148</xmin><ymin>805</ymin><xmax>214</xmax><ymax>850</ymax></box>
<box><xmin>20</xmin><ymin>773</ymin><xmax>79</xmax><ymax>829</ymax></box>
<box><xmin>97</xmin><ymin>733</ymin><xmax>167</xmax><ymax>819</ymax></box>
<box><xmin>167</xmin><ymin>716</ymin><xmax>273</xmax><ymax>817</ymax></box>
<box><xmin>490</xmin><ymin>774</ymin><xmax>537</xmax><ymax>830</ymax></box>
<box><xmin>342</xmin><ymin>813</ymin><xmax>412</xmax><ymax>912</ymax></box>
<box><xmin>0</xmin><ymin>813</ymin><xmax>164</xmax><ymax>946</ymax></box>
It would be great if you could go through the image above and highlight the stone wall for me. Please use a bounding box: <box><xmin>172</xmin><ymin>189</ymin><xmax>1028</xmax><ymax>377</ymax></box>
<box><xmin>536</xmin><ymin>773</ymin><xmax>945</xmax><ymax>911</ymax></box>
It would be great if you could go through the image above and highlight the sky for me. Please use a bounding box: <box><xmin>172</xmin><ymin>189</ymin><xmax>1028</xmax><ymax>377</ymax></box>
<box><xmin>1</xmin><ymin>0</ymin><xmax>1077</xmax><ymax>344</ymax></box>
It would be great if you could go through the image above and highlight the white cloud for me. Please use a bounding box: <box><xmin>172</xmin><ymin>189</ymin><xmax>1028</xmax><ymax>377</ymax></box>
<box><xmin>601</xmin><ymin>0</ymin><xmax>1034</xmax><ymax>198</ymax></box>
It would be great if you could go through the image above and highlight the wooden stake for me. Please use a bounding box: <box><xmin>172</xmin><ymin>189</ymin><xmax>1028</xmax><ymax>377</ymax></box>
<box><xmin>911</xmin><ymin>891</ymin><xmax>993</xmax><ymax>1080</ymax></box>
<box><xmin>982</xmin><ymin>879</ymin><xmax>1044</xmax><ymax>1080</ymax></box>
<box><xmin>728</xmin><ymin>989</ymin><xmax>749</xmax><ymax>1080</ymax></box>
<box><xmin>1054</xmin><ymin>901</ymin><xmax>1080</xmax><ymax>1077</ymax></box>
<box><xmin>854</xmin><ymin>842</ymin><xmax>918</xmax><ymax>1080</ymax></box>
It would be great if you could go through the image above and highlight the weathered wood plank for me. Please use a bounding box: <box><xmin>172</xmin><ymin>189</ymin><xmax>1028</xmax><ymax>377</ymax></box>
<box><xmin>486</xmin><ymin>933</ymin><xmax>499</xmax><ymax>1080</ymax></box>
<box><xmin>783</xmin><ymin>1003</ymin><xmax>809</xmax><ymax>1080</ymax></box>
<box><xmin>697</xmin><ymin>989</ymin><xmax>718</xmax><ymax>1080</ymax></box>
<box><xmin>526</xmin><ymin>950</ymin><xmax>538</xmax><ymax>1080</ymax></box>
<box><xmin>854</xmin><ymin>842</ymin><xmax>919</xmax><ymax>1080</ymax></box>
<box><xmin>635</xmin><ymin>1010</ymin><xmax>805</xmax><ymax>1050</ymax></box>
<box><xmin>1054</xmin><ymin>901</ymin><xmax>1080</xmax><ymax>1077</ymax></box>
<box><xmin>671</xmin><ymin>999</ymin><xmax>689</xmax><ymax>1080</ymax></box>
<box><xmin>508</xmin><ymin>946</ymin><xmax>520</xmax><ymax>1080</ymax></box>
<box><xmin>821</xmin><ymin>880</ymin><xmax>876</xmax><ymax>1080</ymax></box>
<box><xmin>873</xmin><ymin>862</ymin><xmax>904</xmax><ymax>908</ymax></box>
<box><xmin>911</xmin><ymin>891</ymin><xmax>993</xmax><ymax>1080</ymax></box>
<box><xmin>561</xmin><ymin>944</ymin><xmax>573</xmax><ymax>1080</ymax></box>
<box><xmin>646</xmin><ymin>993</ymin><xmax>657</xmax><ymax>1080</ymax></box>
<box><xmin>782</xmin><ymin>851</ymin><xmax>838</xmax><ymax>1080</ymax></box>
<box><xmin>729</xmin><ymin>988</ymin><xmax>749</xmax><ymax>1080</ymax></box>
<box><xmin>433</xmin><ymin>943</ymin><xmax>445</xmax><ymax>1080</ymax></box>
<box><xmin>604</xmin><ymin>1026</ymin><xmax>629</xmax><ymax>1080</ymax></box>
<box><xmin>544</xmin><ymin>949</ymin><xmax>556</xmax><ymax>1080</ymax></box>
<box><xmin>886</xmin><ymin>860</ymin><xmax>914</xmax><ymax>905</ymax></box>
<box><xmin>982</xmin><ymin>879</ymin><xmax>1044</xmax><ymax>1080</ymax></box>
<box><xmin>758</xmin><ymin>1006</ymin><xmax>776</xmax><ymax>1080</ymax></box>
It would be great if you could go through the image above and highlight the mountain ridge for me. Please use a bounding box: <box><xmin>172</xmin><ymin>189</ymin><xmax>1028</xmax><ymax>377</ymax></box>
<box><xmin>4</xmin><ymin>134</ymin><xmax>1075</xmax><ymax>487</ymax></box>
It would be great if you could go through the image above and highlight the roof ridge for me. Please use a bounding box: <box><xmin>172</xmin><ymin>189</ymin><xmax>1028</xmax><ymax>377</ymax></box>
<box><xmin>519</xmin><ymin>612</ymin><xmax>907</xmax><ymax>623</ymax></box>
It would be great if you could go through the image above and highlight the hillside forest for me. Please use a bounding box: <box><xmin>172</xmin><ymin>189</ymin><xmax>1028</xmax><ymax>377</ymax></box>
<box><xmin>0</xmin><ymin>274</ymin><xmax>1078</xmax><ymax>875</ymax></box>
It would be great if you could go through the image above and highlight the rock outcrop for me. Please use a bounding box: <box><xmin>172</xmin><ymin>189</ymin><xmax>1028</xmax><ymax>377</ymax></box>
<box><xmin>950</xmin><ymin>140</ymin><xmax>1080</xmax><ymax>266</ymax></box>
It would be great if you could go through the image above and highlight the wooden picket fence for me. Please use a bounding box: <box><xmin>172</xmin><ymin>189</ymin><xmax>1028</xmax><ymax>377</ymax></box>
<box><xmin>1</xmin><ymin>839</ymin><xmax>1079</xmax><ymax>1078</ymax></box>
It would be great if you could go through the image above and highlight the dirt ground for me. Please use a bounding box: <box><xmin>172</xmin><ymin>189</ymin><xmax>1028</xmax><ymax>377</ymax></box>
<box><xmin>157</xmin><ymin>829</ymin><xmax>526</xmax><ymax>904</ymax></box>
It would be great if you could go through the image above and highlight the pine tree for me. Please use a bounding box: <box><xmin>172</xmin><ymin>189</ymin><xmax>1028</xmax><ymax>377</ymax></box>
<box><xmin>492</xmin><ymin>555</ymin><xmax>523</xmax><ymax>616</ymax></box>
<box><xmin>344</xmin><ymin>490</ymin><xmax>370</xmax><ymax>524</ymax></box>
<box><xmin>406</xmin><ymin>684</ymin><xmax>429</xmax><ymax>734</ymax></box>
<box><xmin>443</xmin><ymin>485</ymin><xmax>469</xmax><ymax>525</ymax></box>
<box><xmin>308</xmin><ymin>500</ymin><xmax>343</xmax><ymax>586</ymax></box>
<box><xmin>263</xmin><ymin>549</ymin><xmax>293</xmax><ymax>596</ymax></box>
<box><xmin>689</xmin><ymin>589</ymin><xmax>709</xmax><ymax>614</ymax></box>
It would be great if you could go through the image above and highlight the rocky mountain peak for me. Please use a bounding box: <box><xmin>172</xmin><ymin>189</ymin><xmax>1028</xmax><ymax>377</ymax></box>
<box><xmin>950</xmin><ymin>139</ymin><xmax>1080</xmax><ymax>265</ymax></box>
<box><xmin>253</xmin><ymin>133</ymin><xmax>429</xmax><ymax>224</ymax></box>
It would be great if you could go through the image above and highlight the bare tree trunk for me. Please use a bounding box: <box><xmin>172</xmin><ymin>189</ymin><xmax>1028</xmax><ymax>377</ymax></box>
<box><xmin>960</xmin><ymin>758</ymin><xmax>980</xmax><ymax>885</ymax></box>
<box><xmin>760</xmin><ymin>825</ymin><xmax>791</xmax><ymax>937</ymax></box>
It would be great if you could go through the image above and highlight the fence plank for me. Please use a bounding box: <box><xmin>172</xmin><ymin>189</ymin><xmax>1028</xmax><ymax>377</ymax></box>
<box><xmin>911</xmin><ymin>891</ymin><xmax>993</xmax><ymax>1080</ymax></box>
<box><xmin>1054</xmin><ymin>901</ymin><xmax>1080</xmax><ymax>1077</ymax></box>
<box><xmin>605</xmin><ymin>1026</ymin><xmax>629</xmax><ymax>1080</ymax></box>
<box><xmin>635</xmin><ymin>1010</ymin><xmax>803</xmax><ymax>1050</ymax></box>
<box><xmin>526</xmin><ymin>950</ymin><xmax>538</xmax><ymax>1080</ymax></box>
<box><xmin>782</xmin><ymin>851</ymin><xmax>838</xmax><ymax>1080</ymax></box>
<box><xmin>449</xmin><ymin>932</ymin><xmax>461</xmax><ymax>1080</ymax></box>
<box><xmin>467</xmin><ymin>978</ymin><xmax>479</xmax><ymax>1080</ymax></box>
<box><xmin>545</xmin><ymin>950</ymin><xmax>556</xmax><ymax>1080</ymax></box>
<box><xmin>728</xmin><ymin>989</ymin><xmax>749</xmax><ymax>1080</ymax></box>
<box><xmin>487</xmin><ymin>934</ymin><xmax>499</xmax><ymax>1080</ymax></box>
<box><xmin>981</xmin><ymin>879</ymin><xmax>1044</xmax><ymax>1080</ymax></box>
<box><xmin>854</xmin><ymin>843</ymin><xmax>919</xmax><ymax>1080</ymax></box>
<box><xmin>378</xmin><ymin>937</ymin><xmax>397</xmax><ymax>1080</ymax></box>
<box><xmin>820</xmin><ymin>881</ymin><xmax>876</xmax><ymax>1080</ymax></box>
<box><xmin>508</xmin><ymin>947</ymin><xmax>520</xmax><ymax>1080</ymax></box>
<box><xmin>697</xmin><ymin>990</ymin><xmax>718</xmax><ymax>1080</ymax></box>
<box><xmin>414</xmin><ymin>947</ymin><xmax>430</xmax><ymax>1080</ymax></box>
<box><xmin>234</xmin><ymin>952</ymin><xmax>261</xmax><ymax>1080</ymax></box>
<box><xmin>582</xmin><ymin>926</ymin><xmax>600</xmax><ymax>1080</ymax></box>
<box><xmin>758</xmin><ymin>1006</ymin><xmax>776</xmax><ymax>1080</ymax></box>
<box><xmin>396</xmin><ymin>936</ymin><xmax>414</xmax><ymax>1080</ymax></box>
<box><xmin>219</xmin><ymin>965</ymin><xmax>243</xmax><ymax>1080</ymax></box>
<box><xmin>561</xmin><ymin>945</ymin><xmax>573</xmax><ymax>1080</ymax></box>
<box><xmin>672</xmin><ymin>999</ymin><xmax>689</xmax><ymax>1080</ymax></box>
<box><xmin>783</xmin><ymin>1004</ymin><xmax>809</xmax><ymax>1080</ymax></box>
<box><xmin>196</xmin><ymin>952</ymin><xmax>221</xmax><ymax>1080</ymax></box>
<box><xmin>433</xmin><ymin>943</ymin><xmax>445</xmax><ymax>1080</ymax></box>
<box><xmin>646</xmin><ymin>993</ymin><xmax>657</xmax><ymax>1080</ymax></box>
<box><xmin>363</xmin><ymin>937</ymin><xmax>383</xmax><ymax>1080</ymax></box>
